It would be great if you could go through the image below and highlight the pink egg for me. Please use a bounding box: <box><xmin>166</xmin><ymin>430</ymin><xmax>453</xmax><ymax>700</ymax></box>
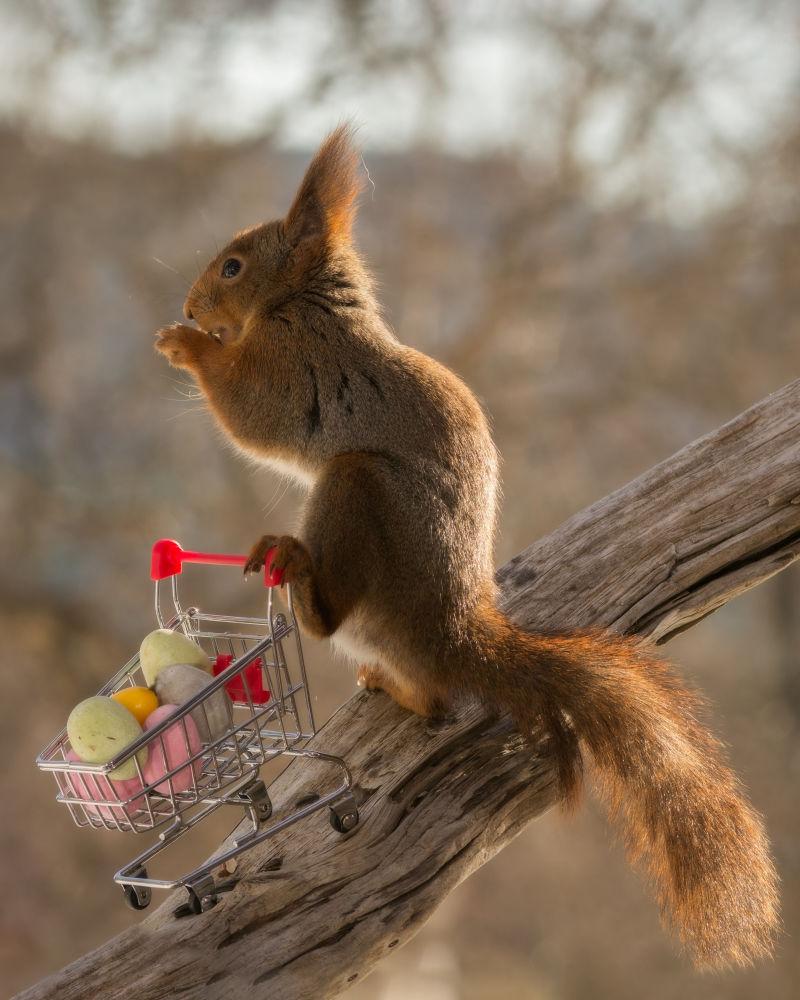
<box><xmin>64</xmin><ymin>750</ymin><xmax>145</xmax><ymax>823</ymax></box>
<box><xmin>142</xmin><ymin>704</ymin><xmax>202</xmax><ymax>795</ymax></box>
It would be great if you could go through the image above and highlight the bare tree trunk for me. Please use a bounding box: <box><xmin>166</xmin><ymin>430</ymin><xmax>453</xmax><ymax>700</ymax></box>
<box><xmin>15</xmin><ymin>379</ymin><xmax>800</xmax><ymax>1000</ymax></box>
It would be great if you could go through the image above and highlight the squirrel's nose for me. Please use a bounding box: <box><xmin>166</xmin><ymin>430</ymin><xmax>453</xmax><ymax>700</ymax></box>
<box><xmin>183</xmin><ymin>302</ymin><xmax>194</xmax><ymax>321</ymax></box>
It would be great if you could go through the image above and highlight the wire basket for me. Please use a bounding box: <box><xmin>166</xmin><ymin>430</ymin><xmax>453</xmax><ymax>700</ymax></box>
<box><xmin>35</xmin><ymin>539</ymin><xmax>358</xmax><ymax>913</ymax></box>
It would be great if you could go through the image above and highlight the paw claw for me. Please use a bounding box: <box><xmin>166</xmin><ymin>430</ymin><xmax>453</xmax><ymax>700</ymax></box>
<box><xmin>244</xmin><ymin>534</ymin><xmax>283</xmax><ymax>580</ymax></box>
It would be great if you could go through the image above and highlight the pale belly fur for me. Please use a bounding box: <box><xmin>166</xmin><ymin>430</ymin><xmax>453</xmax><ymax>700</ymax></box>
<box><xmin>330</xmin><ymin>618</ymin><xmax>382</xmax><ymax>667</ymax></box>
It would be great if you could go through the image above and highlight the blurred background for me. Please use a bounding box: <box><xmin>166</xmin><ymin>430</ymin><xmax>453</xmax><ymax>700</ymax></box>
<box><xmin>1</xmin><ymin>1</ymin><xmax>799</xmax><ymax>997</ymax></box>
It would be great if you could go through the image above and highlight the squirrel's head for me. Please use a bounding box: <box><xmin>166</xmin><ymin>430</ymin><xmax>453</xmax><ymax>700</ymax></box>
<box><xmin>184</xmin><ymin>125</ymin><xmax>364</xmax><ymax>343</ymax></box>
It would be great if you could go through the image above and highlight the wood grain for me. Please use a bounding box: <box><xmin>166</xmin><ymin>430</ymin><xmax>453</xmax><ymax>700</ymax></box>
<box><xmin>16</xmin><ymin>379</ymin><xmax>800</xmax><ymax>1000</ymax></box>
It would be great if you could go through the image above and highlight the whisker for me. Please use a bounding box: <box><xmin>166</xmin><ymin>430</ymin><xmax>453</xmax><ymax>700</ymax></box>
<box><xmin>361</xmin><ymin>154</ymin><xmax>376</xmax><ymax>201</ymax></box>
<box><xmin>162</xmin><ymin>404</ymin><xmax>209</xmax><ymax>422</ymax></box>
<box><xmin>152</xmin><ymin>256</ymin><xmax>194</xmax><ymax>290</ymax></box>
<box><xmin>152</xmin><ymin>256</ymin><xmax>180</xmax><ymax>275</ymax></box>
<box><xmin>261</xmin><ymin>477</ymin><xmax>291</xmax><ymax>519</ymax></box>
<box><xmin>158</xmin><ymin>374</ymin><xmax>204</xmax><ymax>400</ymax></box>
<box><xmin>173</xmin><ymin>386</ymin><xmax>204</xmax><ymax>401</ymax></box>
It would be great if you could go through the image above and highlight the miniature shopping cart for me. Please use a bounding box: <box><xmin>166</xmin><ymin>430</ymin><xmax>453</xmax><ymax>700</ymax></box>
<box><xmin>35</xmin><ymin>539</ymin><xmax>359</xmax><ymax>914</ymax></box>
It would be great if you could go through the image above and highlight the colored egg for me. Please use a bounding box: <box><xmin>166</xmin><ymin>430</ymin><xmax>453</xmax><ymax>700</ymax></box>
<box><xmin>142</xmin><ymin>704</ymin><xmax>202</xmax><ymax>794</ymax></box>
<box><xmin>65</xmin><ymin>749</ymin><xmax>145</xmax><ymax>822</ymax></box>
<box><xmin>154</xmin><ymin>663</ymin><xmax>232</xmax><ymax>743</ymax></box>
<box><xmin>139</xmin><ymin>629</ymin><xmax>211</xmax><ymax>687</ymax></box>
<box><xmin>111</xmin><ymin>686</ymin><xmax>160</xmax><ymax>725</ymax></box>
<box><xmin>67</xmin><ymin>696</ymin><xmax>148</xmax><ymax>780</ymax></box>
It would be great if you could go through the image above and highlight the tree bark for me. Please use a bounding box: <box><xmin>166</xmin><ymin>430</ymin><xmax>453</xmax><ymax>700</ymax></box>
<box><xmin>16</xmin><ymin>379</ymin><xmax>800</xmax><ymax>1000</ymax></box>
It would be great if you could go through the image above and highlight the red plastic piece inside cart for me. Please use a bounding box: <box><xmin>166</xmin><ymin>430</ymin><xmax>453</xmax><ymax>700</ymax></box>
<box><xmin>213</xmin><ymin>653</ymin><xmax>271</xmax><ymax>704</ymax></box>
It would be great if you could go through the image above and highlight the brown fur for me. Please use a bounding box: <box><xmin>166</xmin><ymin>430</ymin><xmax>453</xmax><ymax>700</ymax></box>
<box><xmin>155</xmin><ymin>125</ymin><xmax>779</xmax><ymax>969</ymax></box>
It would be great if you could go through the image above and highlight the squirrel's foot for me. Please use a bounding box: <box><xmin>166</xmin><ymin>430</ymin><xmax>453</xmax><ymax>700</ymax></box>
<box><xmin>356</xmin><ymin>664</ymin><xmax>385</xmax><ymax>692</ymax></box>
<box><xmin>155</xmin><ymin>322</ymin><xmax>217</xmax><ymax>370</ymax></box>
<box><xmin>244</xmin><ymin>534</ymin><xmax>312</xmax><ymax>585</ymax></box>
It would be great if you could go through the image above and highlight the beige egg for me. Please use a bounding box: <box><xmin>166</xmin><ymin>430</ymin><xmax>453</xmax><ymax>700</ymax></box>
<box><xmin>154</xmin><ymin>663</ymin><xmax>232</xmax><ymax>743</ymax></box>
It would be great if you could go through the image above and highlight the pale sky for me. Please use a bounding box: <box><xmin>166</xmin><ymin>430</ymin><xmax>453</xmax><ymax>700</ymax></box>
<box><xmin>1</xmin><ymin>0</ymin><xmax>798</xmax><ymax>219</ymax></box>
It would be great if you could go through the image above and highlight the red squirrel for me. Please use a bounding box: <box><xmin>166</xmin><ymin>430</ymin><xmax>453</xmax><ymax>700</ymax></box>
<box><xmin>155</xmin><ymin>126</ymin><xmax>778</xmax><ymax>968</ymax></box>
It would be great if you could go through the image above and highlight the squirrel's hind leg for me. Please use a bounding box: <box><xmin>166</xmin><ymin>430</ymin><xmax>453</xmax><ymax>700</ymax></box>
<box><xmin>357</xmin><ymin>663</ymin><xmax>451</xmax><ymax>719</ymax></box>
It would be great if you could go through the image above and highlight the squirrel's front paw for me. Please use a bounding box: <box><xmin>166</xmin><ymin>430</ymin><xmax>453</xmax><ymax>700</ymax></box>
<box><xmin>154</xmin><ymin>323</ymin><xmax>212</xmax><ymax>369</ymax></box>
<box><xmin>244</xmin><ymin>534</ymin><xmax>313</xmax><ymax>585</ymax></box>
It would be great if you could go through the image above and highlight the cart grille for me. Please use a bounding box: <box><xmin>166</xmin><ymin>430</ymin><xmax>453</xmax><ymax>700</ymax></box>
<box><xmin>36</xmin><ymin>602</ymin><xmax>316</xmax><ymax>834</ymax></box>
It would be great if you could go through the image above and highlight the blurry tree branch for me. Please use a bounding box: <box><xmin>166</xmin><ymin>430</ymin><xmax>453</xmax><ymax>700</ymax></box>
<box><xmin>15</xmin><ymin>379</ymin><xmax>800</xmax><ymax>1000</ymax></box>
<box><xmin>2</xmin><ymin>0</ymin><xmax>787</xmax><ymax>215</ymax></box>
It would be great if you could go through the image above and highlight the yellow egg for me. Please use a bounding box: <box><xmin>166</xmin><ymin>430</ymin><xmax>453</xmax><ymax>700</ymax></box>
<box><xmin>111</xmin><ymin>686</ymin><xmax>160</xmax><ymax>725</ymax></box>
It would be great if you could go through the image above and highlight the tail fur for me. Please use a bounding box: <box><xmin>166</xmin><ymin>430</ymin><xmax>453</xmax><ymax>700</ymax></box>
<box><xmin>464</xmin><ymin>607</ymin><xmax>779</xmax><ymax>969</ymax></box>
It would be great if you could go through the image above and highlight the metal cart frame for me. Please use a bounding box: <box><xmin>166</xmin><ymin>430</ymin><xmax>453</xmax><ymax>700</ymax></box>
<box><xmin>35</xmin><ymin>539</ymin><xmax>359</xmax><ymax>913</ymax></box>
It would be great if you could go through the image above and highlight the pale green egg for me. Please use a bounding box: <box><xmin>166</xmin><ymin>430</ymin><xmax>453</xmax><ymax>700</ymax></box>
<box><xmin>139</xmin><ymin>628</ymin><xmax>211</xmax><ymax>687</ymax></box>
<box><xmin>67</xmin><ymin>697</ymin><xmax>148</xmax><ymax>780</ymax></box>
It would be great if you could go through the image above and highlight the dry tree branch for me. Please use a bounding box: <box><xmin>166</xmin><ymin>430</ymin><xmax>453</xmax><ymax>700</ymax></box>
<box><xmin>15</xmin><ymin>379</ymin><xmax>800</xmax><ymax>1000</ymax></box>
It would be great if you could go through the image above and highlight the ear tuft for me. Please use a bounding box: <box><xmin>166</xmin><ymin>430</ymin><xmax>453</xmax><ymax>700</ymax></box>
<box><xmin>285</xmin><ymin>124</ymin><xmax>363</xmax><ymax>249</ymax></box>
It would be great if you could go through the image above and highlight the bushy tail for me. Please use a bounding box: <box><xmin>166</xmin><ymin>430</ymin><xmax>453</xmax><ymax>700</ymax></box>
<box><xmin>464</xmin><ymin>607</ymin><xmax>779</xmax><ymax>969</ymax></box>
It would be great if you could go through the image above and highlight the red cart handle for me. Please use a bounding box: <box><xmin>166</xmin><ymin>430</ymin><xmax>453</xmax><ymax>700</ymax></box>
<box><xmin>150</xmin><ymin>539</ymin><xmax>283</xmax><ymax>587</ymax></box>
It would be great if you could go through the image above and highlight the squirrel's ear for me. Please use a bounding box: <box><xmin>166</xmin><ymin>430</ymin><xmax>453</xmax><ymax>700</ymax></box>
<box><xmin>285</xmin><ymin>124</ymin><xmax>363</xmax><ymax>250</ymax></box>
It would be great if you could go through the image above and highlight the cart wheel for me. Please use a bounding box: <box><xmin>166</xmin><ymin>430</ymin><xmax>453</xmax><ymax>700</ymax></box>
<box><xmin>329</xmin><ymin>805</ymin><xmax>359</xmax><ymax>833</ymax></box>
<box><xmin>122</xmin><ymin>882</ymin><xmax>151</xmax><ymax>910</ymax></box>
<box><xmin>186</xmin><ymin>887</ymin><xmax>218</xmax><ymax>914</ymax></box>
<box><xmin>186</xmin><ymin>890</ymin><xmax>203</xmax><ymax>915</ymax></box>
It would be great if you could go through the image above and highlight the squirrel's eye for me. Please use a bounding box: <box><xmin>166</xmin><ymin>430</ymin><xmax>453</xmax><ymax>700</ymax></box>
<box><xmin>221</xmin><ymin>258</ymin><xmax>241</xmax><ymax>279</ymax></box>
